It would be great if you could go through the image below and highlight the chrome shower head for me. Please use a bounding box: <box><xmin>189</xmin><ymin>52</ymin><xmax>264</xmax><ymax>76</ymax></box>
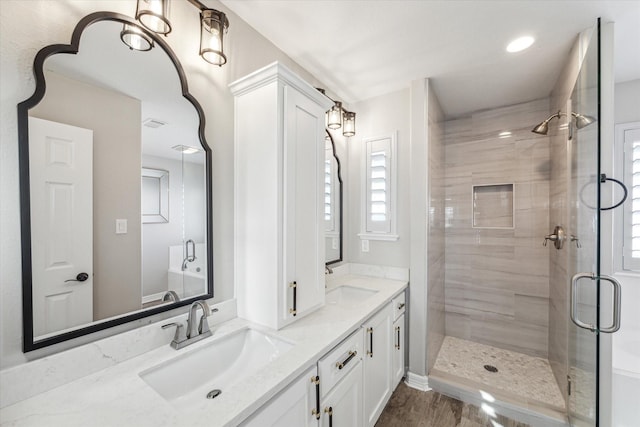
<box><xmin>532</xmin><ymin>120</ymin><xmax>550</xmax><ymax>135</ymax></box>
<box><xmin>573</xmin><ymin>113</ymin><xmax>595</xmax><ymax>129</ymax></box>
<box><xmin>531</xmin><ymin>110</ymin><xmax>596</xmax><ymax>135</ymax></box>
<box><xmin>531</xmin><ymin>111</ymin><xmax>561</xmax><ymax>135</ymax></box>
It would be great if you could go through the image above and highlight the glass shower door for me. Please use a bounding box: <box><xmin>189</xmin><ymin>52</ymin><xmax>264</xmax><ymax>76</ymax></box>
<box><xmin>567</xmin><ymin>21</ymin><xmax>599</xmax><ymax>427</ymax></box>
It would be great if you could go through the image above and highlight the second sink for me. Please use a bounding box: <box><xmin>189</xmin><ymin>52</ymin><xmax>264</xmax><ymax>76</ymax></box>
<box><xmin>326</xmin><ymin>285</ymin><xmax>378</xmax><ymax>306</ymax></box>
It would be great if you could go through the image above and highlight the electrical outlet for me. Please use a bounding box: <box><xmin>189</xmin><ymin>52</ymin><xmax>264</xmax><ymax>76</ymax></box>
<box><xmin>332</xmin><ymin>237</ymin><xmax>338</xmax><ymax>250</ymax></box>
<box><xmin>361</xmin><ymin>239</ymin><xmax>369</xmax><ymax>252</ymax></box>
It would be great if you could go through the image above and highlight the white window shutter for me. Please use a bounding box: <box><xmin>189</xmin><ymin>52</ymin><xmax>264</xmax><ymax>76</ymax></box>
<box><xmin>623</xmin><ymin>128</ymin><xmax>640</xmax><ymax>271</ymax></box>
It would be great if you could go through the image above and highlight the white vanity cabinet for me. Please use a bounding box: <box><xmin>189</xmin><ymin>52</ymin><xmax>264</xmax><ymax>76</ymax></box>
<box><xmin>318</xmin><ymin>329</ymin><xmax>364</xmax><ymax>427</ymax></box>
<box><xmin>240</xmin><ymin>290</ymin><xmax>408</xmax><ymax>427</ymax></box>
<box><xmin>240</xmin><ymin>366</ymin><xmax>318</xmax><ymax>427</ymax></box>
<box><xmin>362</xmin><ymin>303</ymin><xmax>393</xmax><ymax>427</ymax></box>
<box><xmin>230</xmin><ymin>62</ymin><xmax>334</xmax><ymax>330</ymax></box>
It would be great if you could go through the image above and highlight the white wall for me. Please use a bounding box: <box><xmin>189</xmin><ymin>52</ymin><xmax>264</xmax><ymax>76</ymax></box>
<box><xmin>347</xmin><ymin>89</ymin><xmax>411</xmax><ymax>267</ymax></box>
<box><xmin>0</xmin><ymin>0</ymin><xmax>336</xmax><ymax>369</ymax></box>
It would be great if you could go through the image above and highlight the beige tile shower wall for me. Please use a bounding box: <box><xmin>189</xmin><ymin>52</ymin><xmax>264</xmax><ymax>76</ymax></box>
<box><xmin>426</xmin><ymin>83</ymin><xmax>446</xmax><ymax>372</ymax></box>
<box><xmin>444</xmin><ymin>99</ymin><xmax>551</xmax><ymax>358</ymax></box>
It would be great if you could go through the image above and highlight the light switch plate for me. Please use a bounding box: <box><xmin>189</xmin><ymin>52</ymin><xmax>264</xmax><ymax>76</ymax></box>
<box><xmin>361</xmin><ymin>239</ymin><xmax>369</xmax><ymax>252</ymax></box>
<box><xmin>116</xmin><ymin>219</ymin><xmax>127</xmax><ymax>234</ymax></box>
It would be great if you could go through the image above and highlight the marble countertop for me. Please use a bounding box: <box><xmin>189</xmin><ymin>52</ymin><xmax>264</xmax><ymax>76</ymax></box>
<box><xmin>0</xmin><ymin>274</ymin><xmax>407</xmax><ymax>427</ymax></box>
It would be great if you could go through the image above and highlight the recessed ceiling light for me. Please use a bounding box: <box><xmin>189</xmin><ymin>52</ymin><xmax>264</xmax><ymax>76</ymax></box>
<box><xmin>506</xmin><ymin>36</ymin><xmax>535</xmax><ymax>53</ymax></box>
<box><xmin>498</xmin><ymin>131</ymin><xmax>512</xmax><ymax>138</ymax></box>
<box><xmin>172</xmin><ymin>145</ymin><xmax>201</xmax><ymax>154</ymax></box>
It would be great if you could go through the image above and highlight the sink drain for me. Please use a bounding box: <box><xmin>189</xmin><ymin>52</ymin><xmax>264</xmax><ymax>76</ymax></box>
<box><xmin>484</xmin><ymin>364</ymin><xmax>498</xmax><ymax>373</ymax></box>
<box><xmin>206</xmin><ymin>389</ymin><xmax>222</xmax><ymax>399</ymax></box>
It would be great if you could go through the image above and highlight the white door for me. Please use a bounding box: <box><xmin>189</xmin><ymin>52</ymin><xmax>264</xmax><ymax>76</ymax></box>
<box><xmin>29</xmin><ymin>117</ymin><xmax>93</xmax><ymax>337</ymax></box>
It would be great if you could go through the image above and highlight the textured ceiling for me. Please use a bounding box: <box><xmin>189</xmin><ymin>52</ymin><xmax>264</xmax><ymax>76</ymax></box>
<box><xmin>220</xmin><ymin>0</ymin><xmax>640</xmax><ymax>118</ymax></box>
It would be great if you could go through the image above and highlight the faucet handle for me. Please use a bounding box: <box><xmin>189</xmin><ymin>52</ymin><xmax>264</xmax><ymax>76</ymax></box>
<box><xmin>199</xmin><ymin>308</ymin><xmax>218</xmax><ymax>335</ymax></box>
<box><xmin>162</xmin><ymin>322</ymin><xmax>185</xmax><ymax>344</ymax></box>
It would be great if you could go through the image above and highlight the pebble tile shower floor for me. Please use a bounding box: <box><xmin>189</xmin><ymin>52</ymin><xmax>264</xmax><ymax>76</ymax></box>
<box><xmin>433</xmin><ymin>336</ymin><xmax>565</xmax><ymax>409</ymax></box>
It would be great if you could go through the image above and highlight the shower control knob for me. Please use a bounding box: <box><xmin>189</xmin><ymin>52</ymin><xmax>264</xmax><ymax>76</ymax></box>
<box><xmin>543</xmin><ymin>225</ymin><xmax>566</xmax><ymax>250</ymax></box>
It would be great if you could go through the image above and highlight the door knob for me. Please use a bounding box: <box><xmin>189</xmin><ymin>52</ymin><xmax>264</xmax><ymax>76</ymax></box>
<box><xmin>65</xmin><ymin>272</ymin><xmax>89</xmax><ymax>282</ymax></box>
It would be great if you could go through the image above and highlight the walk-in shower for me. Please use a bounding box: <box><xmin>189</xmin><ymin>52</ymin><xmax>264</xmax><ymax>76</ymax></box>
<box><xmin>425</xmin><ymin>20</ymin><xmax>619</xmax><ymax>427</ymax></box>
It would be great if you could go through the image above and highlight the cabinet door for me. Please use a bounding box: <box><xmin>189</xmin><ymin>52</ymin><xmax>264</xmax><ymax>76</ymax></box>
<box><xmin>282</xmin><ymin>86</ymin><xmax>326</xmax><ymax>323</ymax></box>
<box><xmin>241</xmin><ymin>366</ymin><xmax>318</xmax><ymax>427</ymax></box>
<box><xmin>362</xmin><ymin>304</ymin><xmax>393</xmax><ymax>427</ymax></box>
<box><xmin>392</xmin><ymin>314</ymin><xmax>405</xmax><ymax>387</ymax></box>
<box><xmin>321</xmin><ymin>360</ymin><xmax>364</xmax><ymax>427</ymax></box>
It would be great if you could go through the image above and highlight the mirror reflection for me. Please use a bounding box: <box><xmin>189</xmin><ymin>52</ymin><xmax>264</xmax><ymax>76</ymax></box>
<box><xmin>324</xmin><ymin>130</ymin><xmax>343</xmax><ymax>265</ymax></box>
<box><xmin>25</xmin><ymin>19</ymin><xmax>210</xmax><ymax>341</ymax></box>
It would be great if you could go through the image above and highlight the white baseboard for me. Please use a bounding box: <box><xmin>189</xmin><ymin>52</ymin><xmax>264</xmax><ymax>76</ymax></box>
<box><xmin>405</xmin><ymin>371</ymin><xmax>431</xmax><ymax>391</ymax></box>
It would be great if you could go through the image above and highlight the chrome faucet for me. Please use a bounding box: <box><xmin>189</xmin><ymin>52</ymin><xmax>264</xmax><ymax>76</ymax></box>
<box><xmin>161</xmin><ymin>300</ymin><xmax>218</xmax><ymax>350</ymax></box>
<box><xmin>187</xmin><ymin>300</ymin><xmax>211</xmax><ymax>339</ymax></box>
<box><xmin>181</xmin><ymin>239</ymin><xmax>196</xmax><ymax>271</ymax></box>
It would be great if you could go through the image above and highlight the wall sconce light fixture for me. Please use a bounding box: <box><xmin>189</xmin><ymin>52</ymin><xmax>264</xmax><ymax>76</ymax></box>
<box><xmin>120</xmin><ymin>24</ymin><xmax>154</xmax><ymax>51</ymax></box>
<box><xmin>135</xmin><ymin>0</ymin><xmax>172</xmax><ymax>35</ymax></box>
<box><xmin>317</xmin><ymin>88</ymin><xmax>357</xmax><ymax>137</ymax></box>
<box><xmin>327</xmin><ymin>101</ymin><xmax>343</xmax><ymax>130</ymax></box>
<box><xmin>199</xmin><ymin>9</ymin><xmax>229</xmax><ymax>66</ymax></box>
<box><xmin>342</xmin><ymin>111</ymin><xmax>356</xmax><ymax>137</ymax></box>
<box><xmin>131</xmin><ymin>0</ymin><xmax>229</xmax><ymax>66</ymax></box>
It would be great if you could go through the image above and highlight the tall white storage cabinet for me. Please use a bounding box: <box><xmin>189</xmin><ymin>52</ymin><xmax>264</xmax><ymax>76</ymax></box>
<box><xmin>231</xmin><ymin>62</ymin><xmax>334</xmax><ymax>330</ymax></box>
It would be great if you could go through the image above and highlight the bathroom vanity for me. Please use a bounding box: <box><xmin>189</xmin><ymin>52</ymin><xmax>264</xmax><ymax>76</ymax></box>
<box><xmin>0</xmin><ymin>273</ymin><xmax>407</xmax><ymax>427</ymax></box>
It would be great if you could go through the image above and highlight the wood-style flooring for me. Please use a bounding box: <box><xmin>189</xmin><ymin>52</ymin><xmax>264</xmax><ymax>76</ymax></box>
<box><xmin>375</xmin><ymin>383</ymin><xmax>530</xmax><ymax>427</ymax></box>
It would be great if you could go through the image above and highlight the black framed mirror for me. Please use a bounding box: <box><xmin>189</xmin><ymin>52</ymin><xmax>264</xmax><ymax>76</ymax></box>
<box><xmin>324</xmin><ymin>130</ymin><xmax>343</xmax><ymax>265</ymax></box>
<box><xmin>18</xmin><ymin>12</ymin><xmax>213</xmax><ymax>352</ymax></box>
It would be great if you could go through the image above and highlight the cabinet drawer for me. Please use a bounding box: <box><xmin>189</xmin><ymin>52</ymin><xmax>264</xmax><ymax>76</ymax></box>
<box><xmin>318</xmin><ymin>329</ymin><xmax>364</xmax><ymax>398</ymax></box>
<box><xmin>391</xmin><ymin>292</ymin><xmax>406</xmax><ymax>321</ymax></box>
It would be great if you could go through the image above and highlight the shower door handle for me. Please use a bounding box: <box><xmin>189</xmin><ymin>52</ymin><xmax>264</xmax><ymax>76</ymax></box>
<box><xmin>599</xmin><ymin>275</ymin><xmax>622</xmax><ymax>333</ymax></box>
<box><xmin>571</xmin><ymin>273</ymin><xmax>622</xmax><ymax>333</ymax></box>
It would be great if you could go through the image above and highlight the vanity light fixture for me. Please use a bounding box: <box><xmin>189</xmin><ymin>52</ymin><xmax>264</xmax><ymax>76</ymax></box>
<box><xmin>343</xmin><ymin>111</ymin><xmax>356</xmax><ymax>137</ymax></box>
<box><xmin>316</xmin><ymin>88</ymin><xmax>357</xmax><ymax>137</ymax></box>
<box><xmin>327</xmin><ymin>101</ymin><xmax>343</xmax><ymax>130</ymax></box>
<box><xmin>131</xmin><ymin>0</ymin><xmax>230</xmax><ymax>66</ymax></box>
<box><xmin>120</xmin><ymin>24</ymin><xmax>154</xmax><ymax>51</ymax></box>
<box><xmin>199</xmin><ymin>9</ymin><xmax>229</xmax><ymax>66</ymax></box>
<box><xmin>135</xmin><ymin>0</ymin><xmax>172</xmax><ymax>35</ymax></box>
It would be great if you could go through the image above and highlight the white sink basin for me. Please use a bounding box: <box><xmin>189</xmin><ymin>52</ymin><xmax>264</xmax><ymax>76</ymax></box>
<box><xmin>326</xmin><ymin>286</ymin><xmax>378</xmax><ymax>306</ymax></box>
<box><xmin>140</xmin><ymin>328</ymin><xmax>293</xmax><ymax>405</ymax></box>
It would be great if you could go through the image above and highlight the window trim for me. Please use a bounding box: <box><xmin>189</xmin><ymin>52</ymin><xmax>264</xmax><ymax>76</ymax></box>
<box><xmin>359</xmin><ymin>131</ymin><xmax>399</xmax><ymax>241</ymax></box>
<box><xmin>614</xmin><ymin>121</ymin><xmax>640</xmax><ymax>273</ymax></box>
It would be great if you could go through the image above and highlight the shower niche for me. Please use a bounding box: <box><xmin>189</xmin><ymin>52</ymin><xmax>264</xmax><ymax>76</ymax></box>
<box><xmin>472</xmin><ymin>183</ymin><xmax>514</xmax><ymax>229</ymax></box>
